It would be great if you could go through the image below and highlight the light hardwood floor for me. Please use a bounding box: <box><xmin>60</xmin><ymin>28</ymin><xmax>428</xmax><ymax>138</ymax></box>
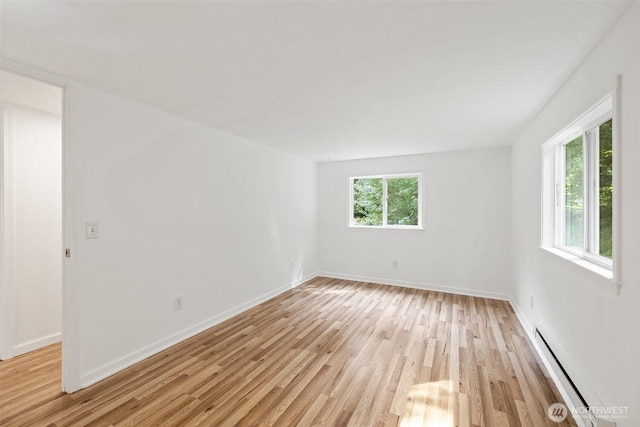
<box><xmin>0</xmin><ymin>277</ymin><xmax>575</xmax><ymax>426</ymax></box>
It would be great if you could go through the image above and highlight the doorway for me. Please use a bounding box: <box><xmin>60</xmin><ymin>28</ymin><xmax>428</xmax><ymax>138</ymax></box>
<box><xmin>0</xmin><ymin>69</ymin><xmax>63</xmax><ymax>371</ymax></box>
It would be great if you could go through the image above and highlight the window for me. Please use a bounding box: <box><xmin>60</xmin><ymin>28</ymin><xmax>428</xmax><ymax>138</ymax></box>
<box><xmin>350</xmin><ymin>174</ymin><xmax>422</xmax><ymax>228</ymax></box>
<box><xmin>560</xmin><ymin>118</ymin><xmax>613</xmax><ymax>262</ymax></box>
<box><xmin>542</xmin><ymin>94</ymin><xmax>615</xmax><ymax>274</ymax></box>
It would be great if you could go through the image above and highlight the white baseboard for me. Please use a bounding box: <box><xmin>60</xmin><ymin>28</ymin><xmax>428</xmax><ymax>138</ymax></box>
<box><xmin>320</xmin><ymin>273</ymin><xmax>592</xmax><ymax>425</ymax></box>
<box><xmin>508</xmin><ymin>297</ymin><xmax>535</xmax><ymax>338</ymax></box>
<box><xmin>509</xmin><ymin>298</ymin><xmax>590</xmax><ymax>427</ymax></box>
<box><xmin>291</xmin><ymin>272</ymin><xmax>317</xmax><ymax>288</ymax></box>
<box><xmin>79</xmin><ymin>275</ymin><xmax>316</xmax><ymax>389</ymax></box>
<box><xmin>13</xmin><ymin>332</ymin><xmax>61</xmax><ymax>357</ymax></box>
<box><xmin>317</xmin><ymin>271</ymin><xmax>510</xmax><ymax>301</ymax></box>
<box><xmin>76</xmin><ymin>270</ymin><xmax>584</xmax><ymax>427</ymax></box>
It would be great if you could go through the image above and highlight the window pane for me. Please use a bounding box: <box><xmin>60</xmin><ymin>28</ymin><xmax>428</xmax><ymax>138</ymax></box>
<box><xmin>387</xmin><ymin>177</ymin><xmax>419</xmax><ymax>226</ymax></box>
<box><xmin>598</xmin><ymin>119</ymin><xmax>613</xmax><ymax>258</ymax></box>
<box><xmin>353</xmin><ymin>178</ymin><xmax>383</xmax><ymax>226</ymax></box>
<box><xmin>564</xmin><ymin>136</ymin><xmax>583</xmax><ymax>249</ymax></box>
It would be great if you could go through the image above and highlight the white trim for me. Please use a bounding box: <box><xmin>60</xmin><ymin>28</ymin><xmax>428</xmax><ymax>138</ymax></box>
<box><xmin>322</xmin><ymin>272</ymin><xmax>588</xmax><ymax>425</ymax></box>
<box><xmin>541</xmin><ymin>92</ymin><xmax>617</xmax><ymax>287</ymax></box>
<box><xmin>78</xmin><ymin>275</ymin><xmax>313</xmax><ymax>389</ymax></box>
<box><xmin>317</xmin><ymin>271</ymin><xmax>510</xmax><ymax>301</ymax></box>
<box><xmin>542</xmin><ymin>93</ymin><xmax>613</xmax><ymax>149</ymax></box>
<box><xmin>539</xmin><ymin>246</ymin><xmax>614</xmax><ymax>283</ymax></box>
<box><xmin>508</xmin><ymin>297</ymin><xmax>535</xmax><ymax>337</ymax></box>
<box><xmin>553</xmin><ymin>243</ymin><xmax>613</xmax><ymax>272</ymax></box>
<box><xmin>349</xmin><ymin>173</ymin><xmax>423</xmax><ymax>229</ymax></box>
<box><xmin>586</xmin><ymin>124</ymin><xmax>599</xmax><ymax>257</ymax></box>
<box><xmin>0</xmin><ymin>106</ymin><xmax>16</xmax><ymax>361</ymax></box>
<box><xmin>508</xmin><ymin>298</ymin><xmax>590</xmax><ymax>427</ymax></box>
<box><xmin>80</xmin><ymin>270</ymin><xmax>509</xmax><ymax>389</ymax></box>
<box><xmin>555</xmin><ymin>118</ymin><xmax>613</xmax><ymax>267</ymax></box>
<box><xmin>346</xmin><ymin>225</ymin><xmax>426</xmax><ymax>231</ymax></box>
<box><xmin>611</xmin><ymin>75</ymin><xmax>622</xmax><ymax>292</ymax></box>
<box><xmin>511</xmin><ymin>299</ymin><xmax>617</xmax><ymax>426</ymax></box>
<box><xmin>313</xmin><ymin>274</ymin><xmax>590</xmax><ymax>426</ymax></box>
<box><xmin>13</xmin><ymin>333</ymin><xmax>62</xmax><ymax>357</ymax></box>
<box><xmin>60</xmin><ymin>81</ymin><xmax>77</xmax><ymax>392</ymax></box>
<box><xmin>0</xmin><ymin>59</ymin><xmax>75</xmax><ymax>390</ymax></box>
<box><xmin>382</xmin><ymin>176</ymin><xmax>388</xmax><ymax>226</ymax></box>
<box><xmin>291</xmin><ymin>272</ymin><xmax>317</xmax><ymax>288</ymax></box>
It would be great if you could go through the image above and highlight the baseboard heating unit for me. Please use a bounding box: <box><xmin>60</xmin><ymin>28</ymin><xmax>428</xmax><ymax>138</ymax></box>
<box><xmin>535</xmin><ymin>329</ymin><xmax>617</xmax><ymax>427</ymax></box>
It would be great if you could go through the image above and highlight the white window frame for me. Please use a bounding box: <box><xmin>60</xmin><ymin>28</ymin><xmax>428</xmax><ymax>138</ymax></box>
<box><xmin>554</xmin><ymin>115</ymin><xmax>612</xmax><ymax>268</ymax></box>
<box><xmin>348</xmin><ymin>173</ymin><xmax>423</xmax><ymax>229</ymax></box>
<box><xmin>541</xmin><ymin>89</ymin><xmax>620</xmax><ymax>283</ymax></box>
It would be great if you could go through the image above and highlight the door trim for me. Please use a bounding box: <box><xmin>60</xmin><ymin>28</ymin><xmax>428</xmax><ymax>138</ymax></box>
<box><xmin>0</xmin><ymin>105</ymin><xmax>16</xmax><ymax>360</ymax></box>
<box><xmin>0</xmin><ymin>59</ymin><xmax>77</xmax><ymax>391</ymax></box>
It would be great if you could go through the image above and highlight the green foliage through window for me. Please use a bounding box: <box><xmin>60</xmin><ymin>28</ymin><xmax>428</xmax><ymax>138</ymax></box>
<box><xmin>353</xmin><ymin>178</ymin><xmax>383</xmax><ymax>226</ymax></box>
<box><xmin>387</xmin><ymin>178</ymin><xmax>419</xmax><ymax>225</ymax></box>
<box><xmin>598</xmin><ymin>119</ymin><xmax>613</xmax><ymax>258</ymax></box>
<box><xmin>564</xmin><ymin>136</ymin><xmax>583</xmax><ymax>249</ymax></box>
<box><xmin>352</xmin><ymin>175</ymin><xmax>420</xmax><ymax>227</ymax></box>
<box><xmin>561</xmin><ymin>118</ymin><xmax>613</xmax><ymax>260</ymax></box>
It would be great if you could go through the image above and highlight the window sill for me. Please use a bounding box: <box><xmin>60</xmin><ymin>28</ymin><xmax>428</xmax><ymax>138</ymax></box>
<box><xmin>539</xmin><ymin>246</ymin><xmax>613</xmax><ymax>280</ymax></box>
<box><xmin>347</xmin><ymin>225</ymin><xmax>425</xmax><ymax>231</ymax></box>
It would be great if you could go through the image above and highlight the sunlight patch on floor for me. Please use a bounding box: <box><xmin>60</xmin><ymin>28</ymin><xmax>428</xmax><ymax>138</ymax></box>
<box><xmin>400</xmin><ymin>380</ymin><xmax>454</xmax><ymax>427</ymax></box>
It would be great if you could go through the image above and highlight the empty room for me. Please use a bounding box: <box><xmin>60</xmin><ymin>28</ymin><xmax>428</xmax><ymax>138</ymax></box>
<box><xmin>0</xmin><ymin>1</ymin><xmax>638</xmax><ymax>426</ymax></box>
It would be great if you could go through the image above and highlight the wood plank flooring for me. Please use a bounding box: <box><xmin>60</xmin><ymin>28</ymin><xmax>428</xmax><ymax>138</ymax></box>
<box><xmin>0</xmin><ymin>277</ymin><xmax>575</xmax><ymax>426</ymax></box>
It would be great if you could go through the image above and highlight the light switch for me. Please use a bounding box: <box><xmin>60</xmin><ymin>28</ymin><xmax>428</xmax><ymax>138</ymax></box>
<box><xmin>85</xmin><ymin>221</ymin><xmax>99</xmax><ymax>239</ymax></box>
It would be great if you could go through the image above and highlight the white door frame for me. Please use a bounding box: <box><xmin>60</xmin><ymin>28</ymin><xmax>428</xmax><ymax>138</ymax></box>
<box><xmin>0</xmin><ymin>105</ymin><xmax>16</xmax><ymax>361</ymax></box>
<box><xmin>0</xmin><ymin>59</ymin><xmax>76</xmax><ymax>392</ymax></box>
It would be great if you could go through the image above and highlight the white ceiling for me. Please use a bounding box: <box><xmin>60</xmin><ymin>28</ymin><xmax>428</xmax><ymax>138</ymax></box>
<box><xmin>0</xmin><ymin>1</ymin><xmax>630</xmax><ymax>161</ymax></box>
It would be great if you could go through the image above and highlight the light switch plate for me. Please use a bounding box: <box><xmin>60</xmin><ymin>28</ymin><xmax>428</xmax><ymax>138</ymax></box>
<box><xmin>85</xmin><ymin>221</ymin><xmax>99</xmax><ymax>239</ymax></box>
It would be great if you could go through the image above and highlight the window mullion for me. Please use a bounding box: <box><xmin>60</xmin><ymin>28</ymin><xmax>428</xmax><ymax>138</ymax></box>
<box><xmin>556</xmin><ymin>144</ymin><xmax>565</xmax><ymax>248</ymax></box>
<box><xmin>584</xmin><ymin>129</ymin><xmax>599</xmax><ymax>255</ymax></box>
<box><xmin>350</xmin><ymin>174</ymin><xmax>421</xmax><ymax>228</ymax></box>
<box><xmin>582</xmin><ymin>132</ymin><xmax>590</xmax><ymax>255</ymax></box>
<box><xmin>382</xmin><ymin>178</ymin><xmax>388</xmax><ymax>226</ymax></box>
<box><xmin>592</xmin><ymin>128</ymin><xmax>600</xmax><ymax>255</ymax></box>
<box><xmin>543</xmin><ymin>94</ymin><xmax>614</xmax><ymax>276</ymax></box>
<box><xmin>582</xmin><ymin>131</ymin><xmax>593</xmax><ymax>253</ymax></box>
<box><xmin>349</xmin><ymin>177</ymin><xmax>355</xmax><ymax>227</ymax></box>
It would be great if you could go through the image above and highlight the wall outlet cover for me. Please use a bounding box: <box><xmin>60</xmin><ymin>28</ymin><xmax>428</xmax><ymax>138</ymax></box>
<box><xmin>85</xmin><ymin>221</ymin><xmax>99</xmax><ymax>239</ymax></box>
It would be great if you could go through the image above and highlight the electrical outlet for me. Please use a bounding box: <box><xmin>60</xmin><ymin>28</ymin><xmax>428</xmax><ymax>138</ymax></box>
<box><xmin>85</xmin><ymin>221</ymin><xmax>99</xmax><ymax>239</ymax></box>
<box><xmin>174</xmin><ymin>296</ymin><xmax>183</xmax><ymax>311</ymax></box>
<box><xmin>392</xmin><ymin>260</ymin><xmax>398</xmax><ymax>268</ymax></box>
<box><xmin>530</xmin><ymin>295</ymin><xmax>534</xmax><ymax>309</ymax></box>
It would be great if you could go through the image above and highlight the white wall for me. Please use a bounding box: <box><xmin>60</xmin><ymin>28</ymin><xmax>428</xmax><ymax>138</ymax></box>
<box><xmin>62</xmin><ymin>84</ymin><xmax>317</xmax><ymax>390</ymax></box>
<box><xmin>317</xmin><ymin>147</ymin><xmax>511</xmax><ymax>298</ymax></box>
<box><xmin>511</xmin><ymin>4</ymin><xmax>639</xmax><ymax>426</ymax></box>
<box><xmin>10</xmin><ymin>106</ymin><xmax>62</xmax><ymax>356</ymax></box>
